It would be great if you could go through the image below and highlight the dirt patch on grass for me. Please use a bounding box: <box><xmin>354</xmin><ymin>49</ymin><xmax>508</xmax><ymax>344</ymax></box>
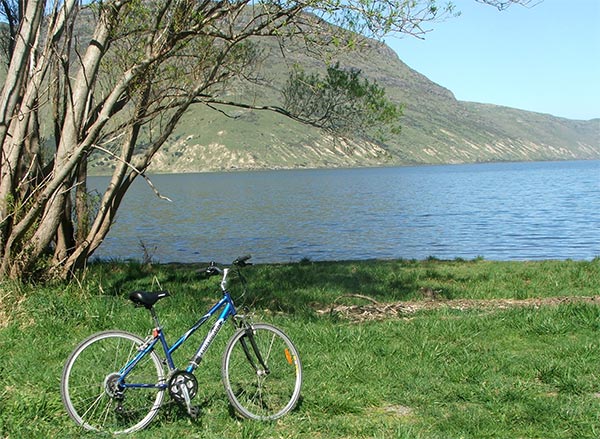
<box><xmin>367</xmin><ymin>404</ymin><xmax>414</xmax><ymax>418</ymax></box>
<box><xmin>316</xmin><ymin>294</ymin><xmax>600</xmax><ymax>322</ymax></box>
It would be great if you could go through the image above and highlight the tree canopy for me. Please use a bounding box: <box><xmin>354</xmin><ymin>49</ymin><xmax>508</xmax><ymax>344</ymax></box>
<box><xmin>0</xmin><ymin>0</ymin><xmax>536</xmax><ymax>280</ymax></box>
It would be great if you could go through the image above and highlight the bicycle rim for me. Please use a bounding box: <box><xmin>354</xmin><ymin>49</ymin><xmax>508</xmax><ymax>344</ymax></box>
<box><xmin>61</xmin><ymin>331</ymin><xmax>165</xmax><ymax>434</ymax></box>
<box><xmin>222</xmin><ymin>323</ymin><xmax>302</xmax><ymax>420</ymax></box>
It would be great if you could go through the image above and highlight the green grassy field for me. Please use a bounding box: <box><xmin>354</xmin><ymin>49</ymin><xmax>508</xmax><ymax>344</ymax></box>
<box><xmin>1</xmin><ymin>258</ymin><xmax>599</xmax><ymax>438</ymax></box>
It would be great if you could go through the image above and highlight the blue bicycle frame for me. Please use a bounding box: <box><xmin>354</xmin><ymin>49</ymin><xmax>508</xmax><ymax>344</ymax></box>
<box><xmin>117</xmin><ymin>290</ymin><xmax>238</xmax><ymax>390</ymax></box>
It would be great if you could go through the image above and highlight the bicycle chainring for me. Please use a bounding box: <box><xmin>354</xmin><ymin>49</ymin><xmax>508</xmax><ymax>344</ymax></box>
<box><xmin>168</xmin><ymin>371</ymin><xmax>198</xmax><ymax>404</ymax></box>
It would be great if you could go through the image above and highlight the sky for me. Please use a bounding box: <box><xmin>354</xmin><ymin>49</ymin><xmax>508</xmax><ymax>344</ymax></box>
<box><xmin>385</xmin><ymin>0</ymin><xmax>600</xmax><ymax>121</ymax></box>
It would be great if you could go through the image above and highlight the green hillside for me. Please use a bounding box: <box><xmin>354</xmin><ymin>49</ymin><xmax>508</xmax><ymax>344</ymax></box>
<box><xmin>132</xmin><ymin>38</ymin><xmax>599</xmax><ymax>173</ymax></box>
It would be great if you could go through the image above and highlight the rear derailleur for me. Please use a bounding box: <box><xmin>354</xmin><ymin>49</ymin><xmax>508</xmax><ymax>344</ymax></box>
<box><xmin>104</xmin><ymin>372</ymin><xmax>127</xmax><ymax>415</ymax></box>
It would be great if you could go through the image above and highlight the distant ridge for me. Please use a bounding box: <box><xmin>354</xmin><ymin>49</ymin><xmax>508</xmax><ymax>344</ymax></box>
<box><xmin>127</xmin><ymin>36</ymin><xmax>598</xmax><ymax>174</ymax></box>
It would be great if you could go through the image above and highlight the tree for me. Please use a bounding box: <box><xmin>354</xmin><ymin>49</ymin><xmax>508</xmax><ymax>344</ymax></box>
<box><xmin>283</xmin><ymin>62</ymin><xmax>402</xmax><ymax>141</ymax></box>
<box><xmin>0</xmin><ymin>0</ymin><xmax>536</xmax><ymax>280</ymax></box>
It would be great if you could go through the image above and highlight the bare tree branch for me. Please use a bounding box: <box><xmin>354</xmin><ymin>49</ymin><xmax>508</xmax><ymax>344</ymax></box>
<box><xmin>92</xmin><ymin>143</ymin><xmax>173</xmax><ymax>202</ymax></box>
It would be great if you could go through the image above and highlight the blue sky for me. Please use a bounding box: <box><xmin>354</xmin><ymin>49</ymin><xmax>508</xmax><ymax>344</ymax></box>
<box><xmin>385</xmin><ymin>0</ymin><xmax>600</xmax><ymax>121</ymax></box>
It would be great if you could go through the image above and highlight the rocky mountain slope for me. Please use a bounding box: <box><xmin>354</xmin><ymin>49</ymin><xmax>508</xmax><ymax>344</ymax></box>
<box><xmin>130</xmin><ymin>37</ymin><xmax>598</xmax><ymax>174</ymax></box>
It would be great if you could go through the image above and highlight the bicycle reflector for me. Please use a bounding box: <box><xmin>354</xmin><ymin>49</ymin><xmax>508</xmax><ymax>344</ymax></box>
<box><xmin>285</xmin><ymin>348</ymin><xmax>293</xmax><ymax>365</ymax></box>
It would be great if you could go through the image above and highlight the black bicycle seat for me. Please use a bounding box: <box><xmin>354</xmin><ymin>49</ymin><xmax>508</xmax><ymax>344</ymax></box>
<box><xmin>129</xmin><ymin>291</ymin><xmax>170</xmax><ymax>309</ymax></box>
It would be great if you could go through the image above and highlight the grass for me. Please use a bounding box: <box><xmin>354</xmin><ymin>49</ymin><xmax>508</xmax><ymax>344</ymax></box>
<box><xmin>0</xmin><ymin>258</ymin><xmax>599</xmax><ymax>438</ymax></box>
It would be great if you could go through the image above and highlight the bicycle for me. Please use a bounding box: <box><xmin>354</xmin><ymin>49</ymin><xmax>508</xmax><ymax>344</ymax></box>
<box><xmin>61</xmin><ymin>255</ymin><xmax>303</xmax><ymax>434</ymax></box>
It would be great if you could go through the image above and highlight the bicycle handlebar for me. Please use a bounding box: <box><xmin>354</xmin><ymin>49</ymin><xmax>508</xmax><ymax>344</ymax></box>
<box><xmin>204</xmin><ymin>255</ymin><xmax>252</xmax><ymax>278</ymax></box>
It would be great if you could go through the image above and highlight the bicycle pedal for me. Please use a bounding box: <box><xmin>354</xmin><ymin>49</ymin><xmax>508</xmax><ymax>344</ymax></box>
<box><xmin>188</xmin><ymin>405</ymin><xmax>200</xmax><ymax>420</ymax></box>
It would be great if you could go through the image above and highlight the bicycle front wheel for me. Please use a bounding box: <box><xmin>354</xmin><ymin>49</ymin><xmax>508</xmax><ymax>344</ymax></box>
<box><xmin>222</xmin><ymin>323</ymin><xmax>302</xmax><ymax>420</ymax></box>
<box><xmin>61</xmin><ymin>331</ymin><xmax>166</xmax><ymax>434</ymax></box>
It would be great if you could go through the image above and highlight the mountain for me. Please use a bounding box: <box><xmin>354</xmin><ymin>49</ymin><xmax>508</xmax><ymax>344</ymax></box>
<box><xmin>133</xmin><ymin>38</ymin><xmax>598</xmax><ymax>174</ymax></box>
<box><xmin>1</xmin><ymin>19</ymin><xmax>596</xmax><ymax>173</ymax></box>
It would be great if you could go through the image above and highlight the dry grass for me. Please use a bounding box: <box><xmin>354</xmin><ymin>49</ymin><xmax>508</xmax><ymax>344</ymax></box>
<box><xmin>0</xmin><ymin>284</ymin><xmax>30</xmax><ymax>329</ymax></box>
<box><xmin>316</xmin><ymin>293</ymin><xmax>600</xmax><ymax>322</ymax></box>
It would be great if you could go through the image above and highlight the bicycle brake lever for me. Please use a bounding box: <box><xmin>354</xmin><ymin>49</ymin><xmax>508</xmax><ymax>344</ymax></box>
<box><xmin>206</xmin><ymin>266</ymin><xmax>219</xmax><ymax>276</ymax></box>
<box><xmin>233</xmin><ymin>255</ymin><xmax>252</xmax><ymax>266</ymax></box>
<box><xmin>197</xmin><ymin>262</ymin><xmax>218</xmax><ymax>279</ymax></box>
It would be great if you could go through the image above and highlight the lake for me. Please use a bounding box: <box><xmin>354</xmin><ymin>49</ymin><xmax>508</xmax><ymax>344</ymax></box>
<box><xmin>89</xmin><ymin>160</ymin><xmax>600</xmax><ymax>264</ymax></box>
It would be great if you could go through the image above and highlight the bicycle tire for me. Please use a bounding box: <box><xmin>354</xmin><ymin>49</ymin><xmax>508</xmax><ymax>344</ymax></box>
<box><xmin>61</xmin><ymin>330</ymin><xmax>166</xmax><ymax>434</ymax></box>
<box><xmin>222</xmin><ymin>323</ymin><xmax>302</xmax><ymax>420</ymax></box>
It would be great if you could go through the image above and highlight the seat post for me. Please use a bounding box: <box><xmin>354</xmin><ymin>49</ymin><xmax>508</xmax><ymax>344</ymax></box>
<box><xmin>149</xmin><ymin>307</ymin><xmax>162</xmax><ymax>329</ymax></box>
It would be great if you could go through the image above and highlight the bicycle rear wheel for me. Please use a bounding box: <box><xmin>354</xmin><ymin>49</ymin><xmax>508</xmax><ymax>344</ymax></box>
<box><xmin>61</xmin><ymin>331</ymin><xmax>165</xmax><ymax>434</ymax></box>
<box><xmin>222</xmin><ymin>323</ymin><xmax>302</xmax><ymax>420</ymax></box>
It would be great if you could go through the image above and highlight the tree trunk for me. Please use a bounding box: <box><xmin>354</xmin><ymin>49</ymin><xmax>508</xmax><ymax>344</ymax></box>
<box><xmin>75</xmin><ymin>160</ymin><xmax>89</xmax><ymax>247</ymax></box>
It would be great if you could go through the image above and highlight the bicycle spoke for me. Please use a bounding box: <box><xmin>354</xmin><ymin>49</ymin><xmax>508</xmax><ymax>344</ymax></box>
<box><xmin>264</xmin><ymin>332</ymin><xmax>276</xmax><ymax>363</ymax></box>
<box><xmin>79</xmin><ymin>392</ymin><xmax>105</xmax><ymax>426</ymax></box>
<box><xmin>100</xmin><ymin>397</ymin><xmax>113</xmax><ymax>429</ymax></box>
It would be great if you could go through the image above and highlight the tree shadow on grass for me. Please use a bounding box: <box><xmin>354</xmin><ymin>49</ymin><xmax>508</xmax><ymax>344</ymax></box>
<box><xmin>236</xmin><ymin>260</ymin><xmax>425</xmax><ymax>314</ymax></box>
<box><xmin>87</xmin><ymin>258</ymin><xmax>467</xmax><ymax>316</ymax></box>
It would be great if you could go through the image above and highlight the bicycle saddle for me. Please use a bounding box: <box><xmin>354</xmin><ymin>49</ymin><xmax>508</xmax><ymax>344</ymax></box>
<box><xmin>129</xmin><ymin>291</ymin><xmax>170</xmax><ymax>309</ymax></box>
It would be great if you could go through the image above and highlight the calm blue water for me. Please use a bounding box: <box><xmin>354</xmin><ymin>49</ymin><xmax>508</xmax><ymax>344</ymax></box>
<box><xmin>89</xmin><ymin>160</ymin><xmax>600</xmax><ymax>264</ymax></box>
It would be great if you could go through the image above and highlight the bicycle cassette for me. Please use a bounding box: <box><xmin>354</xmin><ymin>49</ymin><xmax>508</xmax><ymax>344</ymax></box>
<box><xmin>168</xmin><ymin>371</ymin><xmax>198</xmax><ymax>403</ymax></box>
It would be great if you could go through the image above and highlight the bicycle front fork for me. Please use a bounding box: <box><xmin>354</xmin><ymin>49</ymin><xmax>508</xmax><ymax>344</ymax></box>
<box><xmin>239</xmin><ymin>326</ymin><xmax>270</xmax><ymax>376</ymax></box>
